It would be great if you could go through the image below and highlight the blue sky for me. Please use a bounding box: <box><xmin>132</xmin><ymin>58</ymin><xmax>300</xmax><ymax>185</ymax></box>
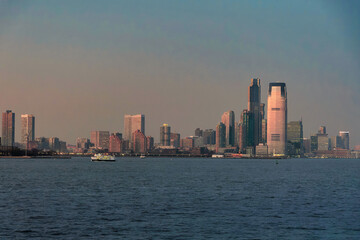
<box><xmin>0</xmin><ymin>0</ymin><xmax>359</xmax><ymax>146</ymax></box>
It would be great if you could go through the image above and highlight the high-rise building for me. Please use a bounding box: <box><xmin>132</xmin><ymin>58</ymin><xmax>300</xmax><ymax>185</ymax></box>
<box><xmin>310</xmin><ymin>135</ymin><xmax>318</xmax><ymax>152</ymax></box>
<box><xmin>160</xmin><ymin>124</ymin><xmax>171</xmax><ymax>146</ymax></box>
<box><xmin>90</xmin><ymin>131</ymin><xmax>110</xmax><ymax>149</ymax></box>
<box><xmin>180</xmin><ymin>137</ymin><xmax>194</xmax><ymax>149</ymax></box>
<box><xmin>2</xmin><ymin>110</ymin><xmax>15</xmax><ymax>147</ymax></box>
<box><xmin>267</xmin><ymin>82</ymin><xmax>287</xmax><ymax>156</ymax></box>
<box><xmin>221</xmin><ymin>110</ymin><xmax>235</xmax><ymax>146</ymax></box>
<box><xmin>109</xmin><ymin>133</ymin><xmax>124</xmax><ymax>153</ymax></box>
<box><xmin>241</xmin><ymin>109</ymin><xmax>254</xmax><ymax>152</ymax></box>
<box><xmin>317</xmin><ymin>134</ymin><xmax>329</xmax><ymax>151</ymax></box>
<box><xmin>146</xmin><ymin>136</ymin><xmax>154</xmax><ymax>151</ymax></box>
<box><xmin>319</xmin><ymin>126</ymin><xmax>327</xmax><ymax>135</ymax></box>
<box><xmin>248</xmin><ymin>79</ymin><xmax>262</xmax><ymax>146</ymax></box>
<box><xmin>216</xmin><ymin>122</ymin><xmax>226</xmax><ymax>151</ymax></box>
<box><xmin>170</xmin><ymin>133</ymin><xmax>180</xmax><ymax>148</ymax></box>
<box><xmin>287</xmin><ymin>120</ymin><xmax>303</xmax><ymax>156</ymax></box>
<box><xmin>132</xmin><ymin>130</ymin><xmax>147</xmax><ymax>153</ymax></box>
<box><xmin>21</xmin><ymin>114</ymin><xmax>35</xmax><ymax>149</ymax></box>
<box><xmin>195</xmin><ymin>128</ymin><xmax>203</xmax><ymax>137</ymax></box>
<box><xmin>330</xmin><ymin>136</ymin><xmax>342</xmax><ymax>150</ymax></box>
<box><xmin>49</xmin><ymin>137</ymin><xmax>60</xmax><ymax>152</ymax></box>
<box><xmin>124</xmin><ymin>114</ymin><xmax>145</xmax><ymax>143</ymax></box>
<box><xmin>76</xmin><ymin>138</ymin><xmax>91</xmax><ymax>149</ymax></box>
<box><xmin>203</xmin><ymin>129</ymin><xmax>215</xmax><ymax>145</ymax></box>
<box><xmin>339</xmin><ymin>131</ymin><xmax>350</xmax><ymax>150</ymax></box>
<box><xmin>261</xmin><ymin>119</ymin><xmax>267</xmax><ymax>144</ymax></box>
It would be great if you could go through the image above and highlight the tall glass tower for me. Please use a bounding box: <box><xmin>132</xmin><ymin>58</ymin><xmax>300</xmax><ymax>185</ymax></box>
<box><xmin>248</xmin><ymin>79</ymin><xmax>261</xmax><ymax>146</ymax></box>
<box><xmin>267</xmin><ymin>83</ymin><xmax>287</xmax><ymax>156</ymax></box>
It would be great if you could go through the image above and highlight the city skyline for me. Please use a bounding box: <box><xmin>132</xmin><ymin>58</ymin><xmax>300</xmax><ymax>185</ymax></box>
<box><xmin>1</xmin><ymin>1</ymin><xmax>359</xmax><ymax>146</ymax></box>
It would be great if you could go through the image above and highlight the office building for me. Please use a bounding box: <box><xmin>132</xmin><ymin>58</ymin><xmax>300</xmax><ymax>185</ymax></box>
<box><xmin>287</xmin><ymin>120</ymin><xmax>303</xmax><ymax>156</ymax></box>
<box><xmin>248</xmin><ymin>78</ymin><xmax>262</xmax><ymax>146</ymax></box>
<box><xmin>76</xmin><ymin>138</ymin><xmax>91</xmax><ymax>149</ymax></box>
<box><xmin>124</xmin><ymin>114</ymin><xmax>145</xmax><ymax>143</ymax></box>
<box><xmin>339</xmin><ymin>131</ymin><xmax>350</xmax><ymax>150</ymax></box>
<box><xmin>221</xmin><ymin>110</ymin><xmax>235</xmax><ymax>146</ymax></box>
<box><xmin>216</xmin><ymin>122</ymin><xmax>226</xmax><ymax>151</ymax></box>
<box><xmin>2</xmin><ymin>110</ymin><xmax>15</xmax><ymax>147</ymax></box>
<box><xmin>160</xmin><ymin>124</ymin><xmax>171</xmax><ymax>146</ymax></box>
<box><xmin>195</xmin><ymin>128</ymin><xmax>203</xmax><ymax>137</ymax></box>
<box><xmin>109</xmin><ymin>133</ymin><xmax>124</xmax><ymax>153</ymax></box>
<box><xmin>203</xmin><ymin>129</ymin><xmax>216</xmax><ymax>145</ymax></box>
<box><xmin>267</xmin><ymin>82</ymin><xmax>287</xmax><ymax>156</ymax></box>
<box><xmin>330</xmin><ymin>136</ymin><xmax>342</xmax><ymax>150</ymax></box>
<box><xmin>21</xmin><ymin>114</ymin><xmax>35</xmax><ymax>148</ymax></box>
<box><xmin>132</xmin><ymin>130</ymin><xmax>147</xmax><ymax>153</ymax></box>
<box><xmin>49</xmin><ymin>137</ymin><xmax>60</xmax><ymax>152</ymax></box>
<box><xmin>170</xmin><ymin>133</ymin><xmax>180</xmax><ymax>148</ymax></box>
<box><xmin>241</xmin><ymin>109</ymin><xmax>254</xmax><ymax>152</ymax></box>
<box><xmin>90</xmin><ymin>131</ymin><xmax>110</xmax><ymax>149</ymax></box>
<box><xmin>146</xmin><ymin>136</ymin><xmax>154</xmax><ymax>151</ymax></box>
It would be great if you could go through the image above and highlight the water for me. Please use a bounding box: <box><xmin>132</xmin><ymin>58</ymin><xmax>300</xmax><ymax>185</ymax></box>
<box><xmin>1</xmin><ymin>158</ymin><xmax>359</xmax><ymax>239</ymax></box>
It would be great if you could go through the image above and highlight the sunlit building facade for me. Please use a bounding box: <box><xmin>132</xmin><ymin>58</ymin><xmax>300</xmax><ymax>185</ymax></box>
<box><xmin>221</xmin><ymin>111</ymin><xmax>235</xmax><ymax>146</ymax></box>
<box><xmin>2</xmin><ymin>110</ymin><xmax>15</xmax><ymax>147</ymax></box>
<box><xmin>267</xmin><ymin>83</ymin><xmax>287</xmax><ymax>156</ymax></box>
<box><xmin>21</xmin><ymin>114</ymin><xmax>35</xmax><ymax>148</ymax></box>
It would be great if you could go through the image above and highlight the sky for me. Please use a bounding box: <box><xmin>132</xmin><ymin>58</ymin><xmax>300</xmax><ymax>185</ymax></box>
<box><xmin>0</xmin><ymin>0</ymin><xmax>359</xmax><ymax>147</ymax></box>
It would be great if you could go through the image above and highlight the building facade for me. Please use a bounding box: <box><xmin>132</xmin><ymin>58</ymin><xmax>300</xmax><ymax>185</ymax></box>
<box><xmin>90</xmin><ymin>131</ymin><xmax>110</xmax><ymax>149</ymax></box>
<box><xmin>216</xmin><ymin>122</ymin><xmax>226</xmax><ymax>151</ymax></box>
<box><xmin>221</xmin><ymin>110</ymin><xmax>235</xmax><ymax>146</ymax></box>
<box><xmin>160</xmin><ymin>124</ymin><xmax>171</xmax><ymax>146</ymax></box>
<box><xmin>21</xmin><ymin>114</ymin><xmax>35</xmax><ymax>149</ymax></box>
<box><xmin>124</xmin><ymin>114</ymin><xmax>145</xmax><ymax>143</ymax></box>
<box><xmin>132</xmin><ymin>130</ymin><xmax>147</xmax><ymax>153</ymax></box>
<box><xmin>2</xmin><ymin>110</ymin><xmax>15</xmax><ymax>147</ymax></box>
<box><xmin>339</xmin><ymin>131</ymin><xmax>350</xmax><ymax>150</ymax></box>
<box><xmin>248</xmin><ymin>78</ymin><xmax>262</xmax><ymax>146</ymax></box>
<box><xmin>287</xmin><ymin>120</ymin><xmax>303</xmax><ymax>156</ymax></box>
<box><xmin>267</xmin><ymin>82</ymin><xmax>287</xmax><ymax>156</ymax></box>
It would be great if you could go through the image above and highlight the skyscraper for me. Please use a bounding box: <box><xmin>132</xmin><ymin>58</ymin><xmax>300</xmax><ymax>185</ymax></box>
<box><xmin>241</xmin><ymin>109</ymin><xmax>254</xmax><ymax>152</ymax></box>
<box><xmin>170</xmin><ymin>133</ymin><xmax>181</xmax><ymax>148</ymax></box>
<box><xmin>267</xmin><ymin>82</ymin><xmax>287</xmax><ymax>156</ymax></box>
<box><xmin>339</xmin><ymin>131</ymin><xmax>350</xmax><ymax>150</ymax></box>
<box><xmin>160</xmin><ymin>124</ymin><xmax>171</xmax><ymax>146</ymax></box>
<box><xmin>2</xmin><ymin>110</ymin><xmax>15</xmax><ymax>147</ymax></box>
<box><xmin>124</xmin><ymin>114</ymin><xmax>145</xmax><ymax>143</ymax></box>
<box><xmin>133</xmin><ymin>130</ymin><xmax>147</xmax><ymax>153</ymax></box>
<box><xmin>248</xmin><ymin>79</ymin><xmax>262</xmax><ymax>146</ymax></box>
<box><xmin>287</xmin><ymin>120</ymin><xmax>303</xmax><ymax>156</ymax></box>
<box><xmin>216</xmin><ymin>122</ymin><xmax>226</xmax><ymax>151</ymax></box>
<box><xmin>21</xmin><ymin>114</ymin><xmax>35</xmax><ymax>148</ymax></box>
<box><xmin>221</xmin><ymin>110</ymin><xmax>235</xmax><ymax>146</ymax></box>
<box><xmin>90</xmin><ymin>131</ymin><xmax>110</xmax><ymax>149</ymax></box>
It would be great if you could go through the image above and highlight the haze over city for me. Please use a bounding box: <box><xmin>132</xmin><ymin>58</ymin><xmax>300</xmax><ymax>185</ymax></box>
<box><xmin>1</xmin><ymin>0</ymin><xmax>359</xmax><ymax>146</ymax></box>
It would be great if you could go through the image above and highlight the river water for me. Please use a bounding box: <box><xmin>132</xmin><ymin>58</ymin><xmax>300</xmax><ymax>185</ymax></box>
<box><xmin>1</xmin><ymin>157</ymin><xmax>359</xmax><ymax>239</ymax></box>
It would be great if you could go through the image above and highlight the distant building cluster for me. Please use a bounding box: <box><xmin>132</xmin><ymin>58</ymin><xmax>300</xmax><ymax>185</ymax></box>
<box><xmin>1</xmin><ymin>79</ymin><xmax>359</xmax><ymax>158</ymax></box>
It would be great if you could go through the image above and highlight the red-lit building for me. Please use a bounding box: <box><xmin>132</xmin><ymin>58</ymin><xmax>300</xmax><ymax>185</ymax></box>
<box><xmin>133</xmin><ymin>130</ymin><xmax>147</xmax><ymax>153</ymax></box>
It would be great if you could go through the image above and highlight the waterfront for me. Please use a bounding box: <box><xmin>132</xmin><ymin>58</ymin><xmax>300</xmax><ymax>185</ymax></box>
<box><xmin>1</xmin><ymin>158</ymin><xmax>359</xmax><ymax>239</ymax></box>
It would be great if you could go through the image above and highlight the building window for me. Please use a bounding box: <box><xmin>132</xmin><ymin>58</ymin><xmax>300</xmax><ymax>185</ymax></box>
<box><xmin>271</xmin><ymin>108</ymin><xmax>280</xmax><ymax>111</ymax></box>
<box><xmin>271</xmin><ymin>134</ymin><xmax>280</xmax><ymax>141</ymax></box>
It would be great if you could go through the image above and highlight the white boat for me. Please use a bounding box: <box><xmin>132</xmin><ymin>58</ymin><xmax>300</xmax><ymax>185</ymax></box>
<box><xmin>91</xmin><ymin>154</ymin><xmax>115</xmax><ymax>162</ymax></box>
<box><xmin>140</xmin><ymin>154</ymin><xmax>146</xmax><ymax>159</ymax></box>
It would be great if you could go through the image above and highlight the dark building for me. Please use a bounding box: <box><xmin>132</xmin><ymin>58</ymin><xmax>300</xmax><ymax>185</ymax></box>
<box><xmin>241</xmin><ymin>109</ymin><xmax>254</xmax><ymax>152</ymax></box>
<box><xmin>2</xmin><ymin>110</ymin><xmax>15</xmax><ymax>147</ymax></box>
<box><xmin>160</xmin><ymin>124</ymin><xmax>171</xmax><ymax>146</ymax></box>
<box><xmin>146</xmin><ymin>136</ymin><xmax>154</xmax><ymax>151</ymax></box>
<box><xmin>287</xmin><ymin>121</ymin><xmax>304</xmax><ymax>156</ymax></box>
<box><xmin>248</xmin><ymin>79</ymin><xmax>262</xmax><ymax>146</ymax></box>
<box><xmin>195</xmin><ymin>128</ymin><xmax>203</xmax><ymax>137</ymax></box>
<box><xmin>170</xmin><ymin>133</ymin><xmax>180</xmax><ymax>148</ymax></box>
<box><xmin>216</xmin><ymin>122</ymin><xmax>226</xmax><ymax>152</ymax></box>
<box><xmin>203</xmin><ymin>129</ymin><xmax>216</xmax><ymax>145</ymax></box>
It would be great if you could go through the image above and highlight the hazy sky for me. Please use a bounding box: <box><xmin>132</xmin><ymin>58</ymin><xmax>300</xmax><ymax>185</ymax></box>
<box><xmin>1</xmin><ymin>0</ymin><xmax>359</xmax><ymax>146</ymax></box>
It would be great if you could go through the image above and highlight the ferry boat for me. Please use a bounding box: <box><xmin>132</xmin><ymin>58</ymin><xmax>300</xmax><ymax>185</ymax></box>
<box><xmin>91</xmin><ymin>154</ymin><xmax>115</xmax><ymax>162</ymax></box>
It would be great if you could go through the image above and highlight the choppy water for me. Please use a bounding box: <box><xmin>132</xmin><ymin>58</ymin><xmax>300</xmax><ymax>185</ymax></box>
<box><xmin>1</xmin><ymin>157</ymin><xmax>360</xmax><ymax>239</ymax></box>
